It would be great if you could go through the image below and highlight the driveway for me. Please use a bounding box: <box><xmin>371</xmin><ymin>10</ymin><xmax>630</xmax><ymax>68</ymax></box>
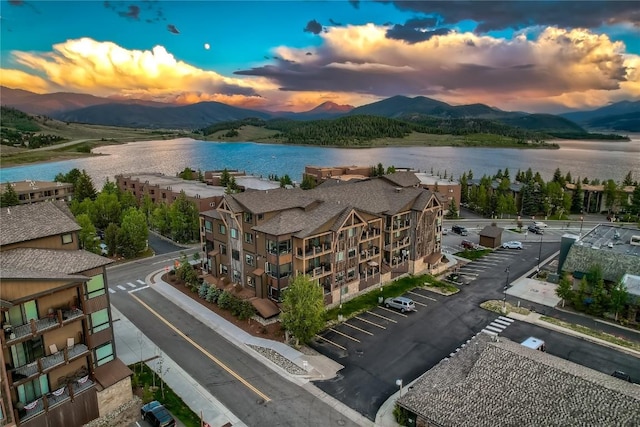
<box><xmin>148</xmin><ymin>232</ymin><xmax>188</xmax><ymax>255</ymax></box>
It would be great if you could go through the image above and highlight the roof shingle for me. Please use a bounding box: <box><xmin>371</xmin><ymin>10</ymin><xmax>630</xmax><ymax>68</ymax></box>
<box><xmin>1</xmin><ymin>248</ymin><xmax>112</xmax><ymax>275</ymax></box>
<box><xmin>1</xmin><ymin>201</ymin><xmax>81</xmax><ymax>246</ymax></box>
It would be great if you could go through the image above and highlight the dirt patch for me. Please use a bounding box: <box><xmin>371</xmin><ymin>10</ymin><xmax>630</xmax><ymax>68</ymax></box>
<box><xmin>162</xmin><ymin>273</ymin><xmax>286</xmax><ymax>343</ymax></box>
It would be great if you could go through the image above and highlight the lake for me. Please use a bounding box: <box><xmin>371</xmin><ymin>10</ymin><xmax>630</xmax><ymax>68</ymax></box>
<box><xmin>1</xmin><ymin>137</ymin><xmax>639</xmax><ymax>186</ymax></box>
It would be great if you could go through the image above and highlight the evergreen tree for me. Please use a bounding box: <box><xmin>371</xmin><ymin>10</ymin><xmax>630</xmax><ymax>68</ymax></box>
<box><xmin>446</xmin><ymin>199</ymin><xmax>458</xmax><ymax>218</ymax></box>
<box><xmin>552</xmin><ymin>167</ymin><xmax>563</xmax><ymax>184</ymax></box>
<box><xmin>102</xmin><ymin>178</ymin><xmax>119</xmax><ymax>195</ymax></box>
<box><xmin>279</xmin><ymin>174</ymin><xmax>293</xmax><ymax>188</ymax></box>
<box><xmin>555</xmin><ymin>273</ymin><xmax>573</xmax><ymax>308</ymax></box>
<box><xmin>467</xmin><ymin>169</ymin><xmax>473</xmax><ymax>180</ymax></box>
<box><xmin>220</xmin><ymin>168</ymin><xmax>231</xmax><ymax>187</ymax></box>
<box><xmin>603</xmin><ymin>179</ymin><xmax>618</xmax><ymax>213</ymax></box>
<box><xmin>386</xmin><ymin>165</ymin><xmax>396</xmax><ymax>174</ymax></box>
<box><xmin>622</xmin><ymin>171</ymin><xmax>634</xmax><ymax>186</ymax></box>
<box><xmin>300</xmin><ymin>174</ymin><xmax>316</xmax><ymax>190</ymax></box>
<box><xmin>630</xmin><ymin>185</ymin><xmax>640</xmax><ymax>218</ymax></box>
<box><xmin>503</xmin><ymin>168</ymin><xmax>510</xmax><ymax>180</ymax></box>
<box><xmin>0</xmin><ymin>184</ymin><xmax>20</xmax><ymax>207</ymax></box>
<box><xmin>571</xmin><ymin>180</ymin><xmax>584</xmax><ymax>213</ymax></box>
<box><xmin>74</xmin><ymin>169</ymin><xmax>97</xmax><ymax>201</ymax></box>
<box><xmin>376</xmin><ymin>163</ymin><xmax>385</xmax><ymax>177</ymax></box>
<box><xmin>609</xmin><ymin>279</ymin><xmax>629</xmax><ymax>322</ymax></box>
<box><xmin>54</xmin><ymin>168</ymin><xmax>82</xmax><ymax>185</ymax></box>
<box><xmin>459</xmin><ymin>173</ymin><xmax>469</xmax><ymax>205</ymax></box>
<box><xmin>564</xmin><ymin>171</ymin><xmax>572</xmax><ymax>185</ymax></box>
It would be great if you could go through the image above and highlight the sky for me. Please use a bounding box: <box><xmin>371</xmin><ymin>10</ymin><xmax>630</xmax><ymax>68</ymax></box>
<box><xmin>1</xmin><ymin>0</ymin><xmax>639</xmax><ymax>113</ymax></box>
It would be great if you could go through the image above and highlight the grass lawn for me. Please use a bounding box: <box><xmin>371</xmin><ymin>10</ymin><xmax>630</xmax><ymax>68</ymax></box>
<box><xmin>131</xmin><ymin>363</ymin><xmax>201</xmax><ymax>427</ymax></box>
<box><xmin>455</xmin><ymin>248</ymin><xmax>491</xmax><ymax>260</ymax></box>
<box><xmin>540</xmin><ymin>316</ymin><xmax>640</xmax><ymax>352</ymax></box>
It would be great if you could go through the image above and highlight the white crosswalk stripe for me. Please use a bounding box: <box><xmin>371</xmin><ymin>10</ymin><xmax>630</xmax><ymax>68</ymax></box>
<box><xmin>109</xmin><ymin>288</ymin><xmax>116</xmax><ymax>294</ymax></box>
<box><xmin>117</xmin><ymin>285</ymin><xmax>127</xmax><ymax>291</ymax></box>
<box><xmin>127</xmin><ymin>282</ymin><xmax>136</xmax><ymax>288</ymax></box>
<box><xmin>481</xmin><ymin>317</ymin><xmax>514</xmax><ymax>336</ymax></box>
<box><xmin>137</xmin><ymin>279</ymin><xmax>145</xmax><ymax>285</ymax></box>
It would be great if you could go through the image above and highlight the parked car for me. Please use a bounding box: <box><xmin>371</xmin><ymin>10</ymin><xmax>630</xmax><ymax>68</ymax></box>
<box><xmin>461</xmin><ymin>240</ymin><xmax>475</xmax><ymax>250</ymax></box>
<box><xmin>384</xmin><ymin>296</ymin><xmax>416</xmax><ymax>313</ymax></box>
<box><xmin>442</xmin><ymin>228</ymin><xmax>449</xmax><ymax>235</ymax></box>
<box><xmin>99</xmin><ymin>243</ymin><xmax>108</xmax><ymax>255</ymax></box>
<box><xmin>528</xmin><ymin>224</ymin><xmax>544</xmax><ymax>234</ymax></box>
<box><xmin>452</xmin><ymin>225</ymin><xmax>468</xmax><ymax>236</ymax></box>
<box><xmin>534</xmin><ymin>221</ymin><xmax>548</xmax><ymax>228</ymax></box>
<box><xmin>611</xmin><ymin>370</ymin><xmax>632</xmax><ymax>382</ymax></box>
<box><xmin>502</xmin><ymin>241</ymin><xmax>523</xmax><ymax>249</ymax></box>
<box><xmin>141</xmin><ymin>401</ymin><xmax>176</xmax><ymax>427</ymax></box>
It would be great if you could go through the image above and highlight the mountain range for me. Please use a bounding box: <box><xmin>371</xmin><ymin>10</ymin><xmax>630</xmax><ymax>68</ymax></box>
<box><xmin>1</xmin><ymin>86</ymin><xmax>638</xmax><ymax>133</ymax></box>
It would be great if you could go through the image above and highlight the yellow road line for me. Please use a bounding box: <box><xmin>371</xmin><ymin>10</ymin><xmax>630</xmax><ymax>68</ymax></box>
<box><xmin>342</xmin><ymin>322</ymin><xmax>373</xmax><ymax>336</ymax></box>
<box><xmin>130</xmin><ymin>293</ymin><xmax>271</xmax><ymax>402</ymax></box>
<box><xmin>315</xmin><ymin>334</ymin><xmax>347</xmax><ymax>350</ymax></box>
<box><xmin>329</xmin><ymin>328</ymin><xmax>360</xmax><ymax>343</ymax></box>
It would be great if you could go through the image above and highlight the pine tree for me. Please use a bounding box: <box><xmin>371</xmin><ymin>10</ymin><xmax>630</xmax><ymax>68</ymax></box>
<box><xmin>74</xmin><ymin>169</ymin><xmax>97</xmax><ymax>201</ymax></box>
<box><xmin>571</xmin><ymin>181</ymin><xmax>584</xmax><ymax>213</ymax></box>
<box><xmin>622</xmin><ymin>171</ymin><xmax>634</xmax><ymax>186</ymax></box>
<box><xmin>0</xmin><ymin>183</ymin><xmax>20</xmax><ymax>207</ymax></box>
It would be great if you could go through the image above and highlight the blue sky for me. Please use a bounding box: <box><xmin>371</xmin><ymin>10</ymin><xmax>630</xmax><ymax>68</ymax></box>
<box><xmin>1</xmin><ymin>1</ymin><xmax>639</xmax><ymax>113</ymax></box>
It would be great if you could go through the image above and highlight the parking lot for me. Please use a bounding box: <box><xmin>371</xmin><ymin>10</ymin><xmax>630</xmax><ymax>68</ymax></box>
<box><xmin>315</xmin><ymin>289</ymin><xmax>438</xmax><ymax>357</ymax></box>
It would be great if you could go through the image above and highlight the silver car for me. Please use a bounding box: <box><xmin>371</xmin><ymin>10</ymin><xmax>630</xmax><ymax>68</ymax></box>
<box><xmin>384</xmin><ymin>296</ymin><xmax>416</xmax><ymax>313</ymax></box>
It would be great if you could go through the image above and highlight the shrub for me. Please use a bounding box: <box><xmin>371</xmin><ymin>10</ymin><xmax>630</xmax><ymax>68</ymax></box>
<box><xmin>198</xmin><ymin>282</ymin><xmax>208</xmax><ymax>298</ymax></box>
<box><xmin>142</xmin><ymin>383</ymin><xmax>154</xmax><ymax>403</ymax></box>
<box><xmin>205</xmin><ymin>286</ymin><xmax>220</xmax><ymax>303</ymax></box>
<box><xmin>229</xmin><ymin>295</ymin><xmax>242</xmax><ymax>317</ymax></box>
<box><xmin>237</xmin><ymin>300</ymin><xmax>256</xmax><ymax>320</ymax></box>
<box><xmin>393</xmin><ymin>404</ymin><xmax>411</xmax><ymax>425</ymax></box>
<box><xmin>217</xmin><ymin>291</ymin><xmax>232</xmax><ymax>310</ymax></box>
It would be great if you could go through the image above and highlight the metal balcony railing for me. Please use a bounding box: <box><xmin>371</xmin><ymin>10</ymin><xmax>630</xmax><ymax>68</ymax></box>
<box><xmin>5</xmin><ymin>308</ymin><xmax>84</xmax><ymax>345</ymax></box>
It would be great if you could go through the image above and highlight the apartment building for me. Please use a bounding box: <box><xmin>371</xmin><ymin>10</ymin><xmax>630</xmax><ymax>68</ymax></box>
<box><xmin>0</xmin><ymin>202</ymin><xmax>132</xmax><ymax>427</ymax></box>
<box><xmin>0</xmin><ymin>181</ymin><xmax>74</xmax><ymax>205</ymax></box>
<box><xmin>414</xmin><ymin>173</ymin><xmax>461</xmax><ymax>214</ymax></box>
<box><xmin>200</xmin><ymin>173</ymin><xmax>444</xmax><ymax>307</ymax></box>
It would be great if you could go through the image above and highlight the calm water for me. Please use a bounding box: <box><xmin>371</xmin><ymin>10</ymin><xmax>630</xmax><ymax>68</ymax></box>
<box><xmin>1</xmin><ymin>137</ymin><xmax>639</xmax><ymax>186</ymax></box>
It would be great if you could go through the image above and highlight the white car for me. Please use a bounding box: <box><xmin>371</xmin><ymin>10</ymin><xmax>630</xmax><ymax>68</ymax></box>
<box><xmin>502</xmin><ymin>241</ymin><xmax>523</xmax><ymax>249</ymax></box>
<box><xmin>534</xmin><ymin>221</ymin><xmax>548</xmax><ymax>228</ymax></box>
<box><xmin>442</xmin><ymin>228</ymin><xmax>449</xmax><ymax>235</ymax></box>
<box><xmin>99</xmin><ymin>242</ymin><xmax>108</xmax><ymax>255</ymax></box>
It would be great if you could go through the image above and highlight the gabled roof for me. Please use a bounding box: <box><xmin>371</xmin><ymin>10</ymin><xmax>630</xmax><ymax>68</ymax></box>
<box><xmin>1</xmin><ymin>248</ymin><xmax>112</xmax><ymax>275</ymax></box>
<box><xmin>479</xmin><ymin>225</ymin><xmax>504</xmax><ymax>238</ymax></box>
<box><xmin>381</xmin><ymin>171</ymin><xmax>421</xmax><ymax>188</ymax></box>
<box><xmin>253</xmin><ymin>202</ymin><xmax>349</xmax><ymax>238</ymax></box>
<box><xmin>226</xmin><ymin>188</ymin><xmax>317</xmax><ymax>214</ymax></box>
<box><xmin>1</xmin><ymin>201</ymin><xmax>81</xmax><ymax>246</ymax></box>
<box><xmin>398</xmin><ymin>334</ymin><xmax>640</xmax><ymax>427</ymax></box>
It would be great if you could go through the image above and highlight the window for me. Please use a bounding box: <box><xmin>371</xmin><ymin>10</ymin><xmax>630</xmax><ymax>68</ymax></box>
<box><xmin>247</xmin><ymin>276</ymin><xmax>254</xmax><ymax>287</ymax></box>
<box><xmin>17</xmin><ymin>375</ymin><xmax>49</xmax><ymax>404</ymax></box>
<box><xmin>244</xmin><ymin>232</ymin><xmax>254</xmax><ymax>244</ymax></box>
<box><xmin>244</xmin><ymin>212</ymin><xmax>253</xmax><ymax>223</ymax></box>
<box><xmin>266</xmin><ymin>262</ymin><xmax>290</xmax><ymax>277</ymax></box>
<box><xmin>233</xmin><ymin>269</ymin><xmax>241</xmax><ymax>283</ymax></box>
<box><xmin>232</xmin><ymin>249</ymin><xmax>240</xmax><ymax>261</ymax></box>
<box><xmin>204</xmin><ymin>220</ymin><xmax>212</xmax><ymax>232</ymax></box>
<box><xmin>231</xmin><ymin>228</ymin><xmax>238</xmax><ymax>239</ymax></box>
<box><xmin>245</xmin><ymin>254</ymin><xmax>255</xmax><ymax>266</ymax></box>
<box><xmin>257</xmin><ymin>214</ymin><xmax>264</xmax><ymax>220</ymax></box>
<box><xmin>90</xmin><ymin>308</ymin><xmax>110</xmax><ymax>333</ymax></box>
<box><xmin>61</xmin><ymin>233</ymin><xmax>73</xmax><ymax>244</ymax></box>
<box><xmin>336</xmin><ymin>251</ymin><xmax>345</xmax><ymax>262</ymax></box>
<box><xmin>219</xmin><ymin>224</ymin><xmax>226</xmax><ymax>234</ymax></box>
<box><xmin>94</xmin><ymin>342</ymin><xmax>114</xmax><ymax>366</ymax></box>
<box><xmin>348</xmin><ymin>227</ymin><xmax>356</xmax><ymax>238</ymax></box>
<box><xmin>220</xmin><ymin>244</ymin><xmax>227</xmax><ymax>255</ymax></box>
<box><xmin>348</xmin><ymin>248</ymin><xmax>356</xmax><ymax>259</ymax></box>
<box><xmin>220</xmin><ymin>264</ymin><xmax>228</xmax><ymax>275</ymax></box>
<box><xmin>347</xmin><ymin>269</ymin><xmax>356</xmax><ymax>280</ymax></box>
<box><xmin>86</xmin><ymin>274</ymin><xmax>106</xmax><ymax>299</ymax></box>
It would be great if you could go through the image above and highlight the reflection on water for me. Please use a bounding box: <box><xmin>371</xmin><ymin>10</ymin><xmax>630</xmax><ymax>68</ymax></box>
<box><xmin>1</xmin><ymin>137</ymin><xmax>639</xmax><ymax>186</ymax></box>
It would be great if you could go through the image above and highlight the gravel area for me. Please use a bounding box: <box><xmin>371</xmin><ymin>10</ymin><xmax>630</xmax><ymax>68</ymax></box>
<box><xmin>248</xmin><ymin>345</ymin><xmax>308</xmax><ymax>375</ymax></box>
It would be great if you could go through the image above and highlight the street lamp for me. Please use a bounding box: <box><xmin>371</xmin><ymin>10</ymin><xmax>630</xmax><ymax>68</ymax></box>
<box><xmin>536</xmin><ymin>233</ymin><xmax>543</xmax><ymax>273</ymax></box>
<box><xmin>396</xmin><ymin>379</ymin><xmax>403</xmax><ymax>398</ymax></box>
<box><xmin>503</xmin><ymin>266</ymin><xmax>510</xmax><ymax>312</ymax></box>
<box><xmin>579</xmin><ymin>216</ymin><xmax>584</xmax><ymax>236</ymax></box>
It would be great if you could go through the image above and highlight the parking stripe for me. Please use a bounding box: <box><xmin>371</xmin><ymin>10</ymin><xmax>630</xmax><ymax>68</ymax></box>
<box><xmin>127</xmin><ymin>282</ymin><xmax>137</xmax><ymax>288</ymax></box>
<box><xmin>342</xmin><ymin>322</ymin><xmax>374</xmax><ymax>336</ymax></box>
<box><xmin>109</xmin><ymin>288</ymin><xmax>116</xmax><ymax>294</ymax></box>
<box><xmin>411</xmin><ymin>300</ymin><xmax>427</xmax><ymax>307</ymax></box>
<box><xmin>409</xmin><ymin>291</ymin><xmax>437</xmax><ymax>301</ymax></box>
<box><xmin>315</xmin><ymin>334</ymin><xmax>347</xmax><ymax>350</ymax></box>
<box><xmin>354</xmin><ymin>316</ymin><xmax>386</xmax><ymax>329</ymax></box>
<box><xmin>137</xmin><ymin>279</ymin><xmax>145</xmax><ymax>285</ymax></box>
<box><xmin>329</xmin><ymin>328</ymin><xmax>360</xmax><ymax>343</ymax></box>
<box><xmin>117</xmin><ymin>285</ymin><xmax>127</xmax><ymax>291</ymax></box>
<box><xmin>368</xmin><ymin>310</ymin><xmax>399</xmax><ymax>322</ymax></box>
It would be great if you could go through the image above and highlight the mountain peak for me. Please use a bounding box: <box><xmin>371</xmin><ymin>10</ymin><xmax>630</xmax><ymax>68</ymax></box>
<box><xmin>309</xmin><ymin>101</ymin><xmax>354</xmax><ymax>113</ymax></box>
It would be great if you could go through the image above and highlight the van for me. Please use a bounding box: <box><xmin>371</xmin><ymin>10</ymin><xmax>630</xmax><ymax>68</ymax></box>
<box><xmin>452</xmin><ymin>225</ymin><xmax>468</xmax><ymax>236</ymax></box>
<box><xmin>383</xmin><ymin>296</ymin><xmax>416</xmax><ymax>313</ymax></box>
<box><xmin>520</xmin><ymin>337</ymin><xmax>545</xmax><ymax>352</ymax></box>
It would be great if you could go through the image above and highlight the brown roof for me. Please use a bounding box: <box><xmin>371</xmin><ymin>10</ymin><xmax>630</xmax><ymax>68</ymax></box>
<box><xmin>381</xmin><ymin>171</ymin><xmax>420</xmax><ymax>188</ymax></box>
<box><xmin>0</xmin><ymin>201</ymin><xmax>81</xmax><ymax>246</ymax></box>
<box><xmin>424</xmin><ymin>252</ymin><xmax>443</xmax><ymax>264</ymax></box>
<box><xmin>228</xmin><ymin>188</ymin><xmax>317</xmax><ymax>214</ymax></box>
<box><xmin>0</xmin><ymin>267</ymin><xmax>89</xmax><ymax>281</ymax></box>
<box><xmin>93</xmin><ymin>358</ymin><xmax>133</xmax><ymax>390</ymax></box>
<box><xmin>1</xmin><ymin>248</ymin><xmax>112</xmax><ymax>275</ymax></box>
<box><xmin>398</xmin><ymin>334</ymin><xmax>640</xmax><ymax>427</ymax></box>
<box><xmin>251</xmin><ymin>298</ymin><xmax>280</xmax><ymax>318</ymax></box>
<box><xmin>479</xmin><ymin>225</ymin><xmax>504</xmax><ymax>238</ymax></box>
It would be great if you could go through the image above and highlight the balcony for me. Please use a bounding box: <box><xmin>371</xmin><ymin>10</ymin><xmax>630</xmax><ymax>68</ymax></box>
<box><xmin>17</xmin><ymin>373</ymin><xmax>94</xmax><ymax>424</ymax></box>
<box><xmin>296</xmin><ymin>242</ymin><xmax>331</xmax><ymax>259</ymax></box>
<box><xmin>359</xmin><ymin>246</ymin><xmax>380</xmax><ymax>262</ymax></box>
<box><xmin>386</xmin><ymin>219</ymin><xmax>411</xmax><ymax>231</ymax></box>
<box><xmin>5</xmin><ymin>308</ymin><xmax>85</xmax><ymax>346</ymax></box>
<box><xmin>11</xmin><ymin>344</ymin><xmax>90</xmax><ymax>386</ymax></box>
<box><xmin>384</xmin><ymin>236</ymin><xmax>410</xmax><ymax>251</ymax></box>
<box><xmin>306</xmin><ymin>265</ymin><xmax>331</xmax><ymax>279</ymax></box>
<box><xmin>360</xmin><ymin>228</ymin><xmax>381</xmax><ymax>241</ymax></box>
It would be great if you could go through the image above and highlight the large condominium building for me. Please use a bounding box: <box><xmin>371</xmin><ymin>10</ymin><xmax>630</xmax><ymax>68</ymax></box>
<box><xmin>0</xmin><ymin>202</ymin><xmax>132</xmax><ymax>427</ymax></box>
<box><xmin>200</xmin><ymin>172</ymin><xmax>444</xmax><ymax>307</ymax></box>
<box><xmin>0</xmin><ymin>181</ymin><xmax>74</xmax><ymax>205</ymax></box>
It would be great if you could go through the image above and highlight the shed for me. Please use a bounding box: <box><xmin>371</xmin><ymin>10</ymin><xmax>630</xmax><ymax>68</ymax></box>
<box><xmin>479</xmin><ymin>224</ymin><xmax>503</xmax><ymax>248</ymax></box>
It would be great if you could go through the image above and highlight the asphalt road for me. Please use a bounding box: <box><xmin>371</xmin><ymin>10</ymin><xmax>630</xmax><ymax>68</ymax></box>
<box><xmin>107</xmin><ymin>253</ymin><xmax>359</xmax><ymax>427</ymax></box>
<box><xmin>310</xmin><ymin>242</ymin><xmax>570</xmax><ymax>420</ymax></box>
<box><xmin>148</xmin><ymin>232</ymin><xmax>188</xmax><ymax>255</ymax></box>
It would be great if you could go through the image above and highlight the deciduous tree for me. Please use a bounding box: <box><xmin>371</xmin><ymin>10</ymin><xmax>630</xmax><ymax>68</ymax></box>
<box><xmin>281</xmin><ymin>275</ymin><xmax>325</xmax><ymax>346</ymax></box>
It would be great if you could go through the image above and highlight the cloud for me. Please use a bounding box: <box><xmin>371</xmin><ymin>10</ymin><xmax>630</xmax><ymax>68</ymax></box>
<box><xmin>385</xmin><ymin>1</ymin><xmax>640</xmax><ymax>33</ymax></box>
<box><xmin>167</xmin><ymin>24</ymin><xmax>179</xmax><ymax>34</ymax></box>
<box><xmin>1</xmin><ymin>38</ymin><xmax>268</xmax><ymax>104</ymax></box>
<box><xmin>386</xmin><ymin>22</ymin><xmax>451</xmax><ymax>44</ymax></box>
<box><xmin>235</xmin><ymin>24</ymin><xmax>639</xmax><ymax>111</ymax></box>
<box><xmin>304</xmin><ymin>19</ymin><xmax>323</xmax><ymax>35</ymax></box>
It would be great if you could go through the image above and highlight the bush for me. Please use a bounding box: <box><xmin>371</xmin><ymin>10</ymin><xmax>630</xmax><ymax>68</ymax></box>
<box><xmin>237</xmin><ymin>300</ymin><xmax>256</xmax><ymax>320</ymax></box>
<box><xmin>205</xmin><ymin>286</ymin><xmax>220</xmax><ymax>303</ymax></box>
<box><xmin>217</xmin><ymin>291</ymin><xmax>232</xmax><ymax>310</ymax></box>
<box><xmin>142</xmin><ymin>383</ymin><xmax>154</xmax><ymax>404</ymax></box>
<box><xmin>393</xmin><ymin>404</ymin><xmax>411</xmax><ymax>425</ymax></box>
<box><xmin>198</xmin><ymin>282</ymin><xmax>209</xmax><ymax>299</ymax></box>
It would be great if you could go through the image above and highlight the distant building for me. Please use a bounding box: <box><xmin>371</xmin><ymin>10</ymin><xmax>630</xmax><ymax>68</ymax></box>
<box><xmin>397</xmin><ymin>333</ymin><xmax>640</xmax><ymax>427</ymax></box>
<box><xmin>203</xmin><ymin>169</ymin><xmax>246</xmax><ymax>186</ymax></box>
<box><xmin>0</xmin><ymin>181</ymin><xmax>74</xmax><ymax>205</ymax></box>
<box><xmin>565</xmin><ymin>182</ymin><xmax>636</xmax><ymax>214</ymax></box>
<box><xmin>0</xmin><ymin>201</ymin><xmax>132</xmax><ymax>427</ymax></box>
<box><xmin>303</xmin><ymin>165</ymin><xmax>373</xmax><ymax>186</ymax></box>
<box><xmin>414</xmin><ymin>173</ymin><xmax>461</xmax><ymax>214</ymax></box>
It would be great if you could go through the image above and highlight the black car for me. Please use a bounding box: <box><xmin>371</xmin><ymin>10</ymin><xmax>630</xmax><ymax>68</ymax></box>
<box><xmin>141</xmin><ymin>401</ymin><xmax>176</xmax><ymax>427</ymax></box>
<box><xmin>452</xmin><ymin>225</ymin><xmax>468</xmax><ymax>236</ymax></box>
<box><xmin>611</xmin><ymin>370</ymin><xmax>632</xmax><ymax>382</ymax></box>
<box><xmin>528</xmin><ymin>224</ymin><xmax>544</xmax><ymax>235</ymax></box>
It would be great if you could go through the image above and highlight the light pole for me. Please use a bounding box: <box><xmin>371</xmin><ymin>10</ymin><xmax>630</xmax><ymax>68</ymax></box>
<box><xmin>536</xmin><ymin>233</ymin><xmax>543</xmax><ymax>273</ymax></box>
<box><xmin>396</xmin><ymin>379</ymin><xmax>403</xmax><ymax>398</ymax></box>
<box><xmin>579</xmin><ymin>216</ymin><xmax>584</xmax><ymax>236</ymax></box>
<box><xmin>503</xmin><ymin>266</ymin><xmax>510</xmax><ymax>312</ymax></box>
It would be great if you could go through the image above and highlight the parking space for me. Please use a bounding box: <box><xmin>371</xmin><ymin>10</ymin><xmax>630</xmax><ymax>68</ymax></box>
<box><xmin>451</xmin><ymin>248</ymin><xmax>523</xmax><ymax>286</ymax></box>
<box><xmin>315</xmin><ymin>289</ymin><xmax>435</xmax><ymax>354</ymax></box>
